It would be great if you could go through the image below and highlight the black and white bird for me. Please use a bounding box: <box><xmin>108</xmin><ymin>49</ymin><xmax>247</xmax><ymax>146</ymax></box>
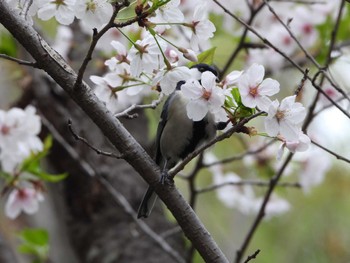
<box><xmin>137</xmin><ymin>64</ymin><xmax>225</xmax><ymax>218</ymax></box>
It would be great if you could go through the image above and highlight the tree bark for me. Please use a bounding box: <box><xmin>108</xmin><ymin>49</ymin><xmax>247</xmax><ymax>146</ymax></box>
<box><xmin>0</xmin><ymin>2</ymin><xmax>229</xmax><ymax>262</ymax></box>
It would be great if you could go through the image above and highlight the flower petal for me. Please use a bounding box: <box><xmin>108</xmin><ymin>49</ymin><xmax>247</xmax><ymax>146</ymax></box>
<box><xmin>259</xmin><ymin>78</ymin><xmax>280</xmax><ymax>96</ymax></box>
<box><xmin>186</xmin><ymin>100</ymin><xmax>208</xmax><ymax>121</ymax></box>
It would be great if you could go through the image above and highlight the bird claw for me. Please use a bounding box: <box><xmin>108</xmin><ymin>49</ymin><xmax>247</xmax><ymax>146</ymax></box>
<box><xmin>160</xmin><ymin>171</ymin><xmax>173</xmax><ymax>185</ymax></box>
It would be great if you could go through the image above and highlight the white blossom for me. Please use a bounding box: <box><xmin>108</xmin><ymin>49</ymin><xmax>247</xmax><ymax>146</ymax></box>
<box><xmin>153</xmin><ymin>66</ymin><xmax>192</xmax><ymax>95</ymax></box>
<box><xmin>181</xmin><ymin>71</ymin><xmax>225</xmax><ymax>121</ymax></box>
<box><xmin>128</xmin><ymin>34</ymin><xmax>167</xmax><ymax>77</ymax></box>
<box><xmin>238</xmin><ymin>63</ymin><xmax>280</xmax><ymax>111</ymax></box>
<box><xmin>221</xmin><ymin>70</ymin><xmax>243</xmax><ymax>89</ymax></box>
<box><xmin>37</xmin><ymin>0</ymin><xmax>76</xmax><ymax>25</ymax></box>
<box><xmin>5</xmin><ymin>187</ymin><xmax>44</xmax><ymax>219</ymax></box>
<box><xmin>90</xmin><ymin>71</ymin><xmax>146</xmax><ymax>114</ymax></box>
<box><xmin>277</xmin><ymin>131</ymin><xmax>311</xmax><ymax>160</ymax></box>
<box><xmin>75</xmin><ymin>0</ymin><xmax>113</xmax><ymax>30</ymax></box>
<box><xmin>264</xmin><ymin>95</ymin><xmax>306</xmax><ymax>141</ymax></box>
<box><xmin>189</xmin><ymin>3</ymin><xmax>216</xmax><ymax>51</ymax></box>
<box><xmin>150</xmin><ymin>0</ymin><xmax>184</xmax><ymax>32</ymax></box>
<box><xmin>0</xmin><ymin>106</ymin><xmax>43</xmax><ymax>173</ymax></box>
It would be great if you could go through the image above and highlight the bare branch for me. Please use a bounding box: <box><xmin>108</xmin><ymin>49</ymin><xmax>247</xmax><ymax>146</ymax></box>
<box><xmin>115</xmin><ymin>93</ymin><xmax>164</xmax><ymax>118</ymax></box>
<box><xmin>197</xmin><ymin>180</ymin><xmax>301</xmax><ymax>194</ymax></box>
<box><xmin>243</xmin><ymin>249</ymin><xmax>261</xmax><ymax>263</ymax></box>
<box><xmin>235</xmin><ymin>153</ymin><xmax>294</xmax><ymax>263</ymax></box>
<box><xmin>0</xmin><ymin>3</ymin><xmax>228</xmax><ymax>261</ymax></box>
<box><xmin>98</xmin><ymin>176</ymin><xmax>186</xmax><ymax>263</ymax></box>
<box><xmin>19</xmin><ymin>0</ymin><xmax>33</xmax><ymax>20</ymax></box>
<box><xmin>262</xmin><ymin>0</ymin><xmax>321</xmax><ymax>68</ymax></box>
<box><xmin>295</xmin><ymin>68</ymin><xmax>309</xmax><ymax>96</ymax></box>
<box><xmin>0</xmin><ymin>53</ymin><xmax>40</xmax><ymax>68</ymax></box>
<box><xmin>220</xmin><ymin>2</ymin><xmax>265</xmax><ymax>77</ymax></box>
<box><xmin>212</xmin><ymin>0</ymin><xmax>350</xmax><ymax>119</ymax></box>
<box><xmin>170</xmin><ymin>112</ymin><xmax>265</xmax><ymax>178</ymax></box>
<box><xmin>74</xmin><ymin>5</ymin><xmax>122</xmax><ymax>87</ymax></box>
<box><xmin>68</xmin><ymin>119</ymin><xmax>123</xmax><ymax>159</ymax></box>
<box><xmin>42</xmin><ymin>115</ymin><xmax>185</xmax><ymax>263</ymax></box>
<box><xmin>312</xmin><ymin>140</ymin><xmax>350</xmax><ymax>164</ymax></box>
<box><xmin>203</xmin><ymin>140</ymin><xmax>276</xmax><ymax>168</ymax></box>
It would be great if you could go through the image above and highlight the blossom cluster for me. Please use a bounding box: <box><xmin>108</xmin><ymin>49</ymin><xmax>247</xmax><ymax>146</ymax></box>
<box><xmin>6</xmin><ymin>0</ymin><xmax>113</xmax><ymax>29</ymax></box>
<box><xmin>0</xmin><ymin>106</ymin><xmax>43</xmax><ymax>172</ymax></box>
<box><xmin>0</xmin><ymin>106</ymin><xmax>45</xmax><ymax>219</ymax></box>
<box><xmin>246</xmin><ymin>1</ymin><xmax>341</xmax><ymax>72</ymax></box>
<box><xmin>3</xmin><ymin>0</ymin><xmax>340</xmax><ymax>219</ymax></box>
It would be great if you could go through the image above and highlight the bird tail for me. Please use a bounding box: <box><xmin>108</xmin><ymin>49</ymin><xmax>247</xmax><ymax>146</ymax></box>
<box><xmin>137</xmin><ymin>186</ymin><xmax>158</xmax><ymax>218</ymax></box>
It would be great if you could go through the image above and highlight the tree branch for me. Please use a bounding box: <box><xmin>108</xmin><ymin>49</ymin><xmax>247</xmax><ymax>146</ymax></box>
<box><xmin>0</xmin><ymin>2</ymin><xmax>228</xmax><ymax>262</ymax></box>
<box><xmin>235</xmin><ymin>153</ymin><xmax>294</xmax><ymax>263</ymax></box>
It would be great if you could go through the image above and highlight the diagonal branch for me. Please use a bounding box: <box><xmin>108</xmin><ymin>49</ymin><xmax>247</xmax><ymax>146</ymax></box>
<box><xmin>0</xmin><ymin>2</ymin><xmax>228</xmax><ymax>262</ymax></box>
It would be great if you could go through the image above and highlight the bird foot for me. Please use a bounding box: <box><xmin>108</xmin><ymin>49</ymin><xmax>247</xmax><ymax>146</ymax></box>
<box><xmin>160</xmin><ymin>171</ymin><xmax>173</xmax><ymax>185</ymax></box>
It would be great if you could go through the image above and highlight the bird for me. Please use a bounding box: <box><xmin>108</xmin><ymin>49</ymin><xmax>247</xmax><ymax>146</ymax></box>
<box><xmin>137</xmin><ymin>64</ymin><xmax>225</xmax><ymax>218</ymax></box>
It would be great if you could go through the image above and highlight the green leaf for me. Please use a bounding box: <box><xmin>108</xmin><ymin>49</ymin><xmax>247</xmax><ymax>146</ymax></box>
<box><xmin>188</xmin><ymin>47</ymin><xmax>216</xmax><ymax>67</ymax></box>
<box><xmin>18</xmin><ymin>135</ymin><xmax>68</xmax><ymax>182</ymax></box>
<box><xmin>20</xmin><ymin>228</ymin><xmax>49</xmax><ymax>246</ymax></box>
<box><xmin>30</xmin><ymin>171</ymin><xmax>68</xmax><ymax>183</ymax></box>
<box><xmin>17</xmin><ymin>228</ymin><xmax>49</xmax><ymax>263</ymax></box>
<box><xmin>18</xmin><ymin>244</ymin><xmax>38</xmax><ymax>255</ymax></box>
<box><xmin>230</xmin><ymin>88</ymin><xmax>242</xmax><ymax>105</ymax></box>
<box><xmin>236</xmin><ymin>106</ymin><xmax>255</xmax><ymax>118</ymax></box>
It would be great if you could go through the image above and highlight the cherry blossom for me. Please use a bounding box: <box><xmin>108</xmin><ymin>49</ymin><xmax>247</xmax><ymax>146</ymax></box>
<box><xmin>0</xmin><ymin>106</ymin><xmax>43</xmax><ymax>173</ymax></box>
<box><xmin>181</xmin><ymin>71</ymin><xmax>225</xmax><ymax>121</ymax></box>
<box><xmin>238</xmin><ymin>63</ymin><xmax>280</xmax><ymax>111</ymax></box>
<box><xmin>221</xmin><ymin>70</ymin><xmax>243</xmax><ymax>89</ymax></box>
<box><xmin>178</xmin><ymin>48</ymin><xmax>197</xmax><ymax>62</ymax></box>
<box><xmin>277</xmin><ymin>131</ymin><xmax>311</xmax><ymax>160</ymax></box>
<box><xmin>5</xmin><ymin>187</ymin><xmax>44</xmax><ymax>219</ymax></box>
<box><xmin>188</xmin><ymin>3</ymin><xmax>216</xmax><ymax>51</ymax></box>
<box><xmin>128</xmin><ymin>34</ymin><xmax>167</xmax><ymax>77</ymax></box>
<box><xmin>153</xmin><ymin>66</ymin><xmax>192</xmax><ymax>95</ymax></box>
<box><xmin>104</xmin><ymin>41</ymin><xmax>130</xmax><ymax>71</ymax></box>
<box><xmin>264</xmin><ymin>95</ymin><xmax>306</xmax><ymax>141</ymax></box>
<box><xmin>37</xmin><ymin>0</ymin><xmax>76</xmax><ymax>25</ymax></box>
<box><xmin>150</xmin><ymin>0</ymin><xmax>184</xmax><ymax>32</ymax></box>
<box><xmin>213</xmin><ymin>171</ymin><xmax>290</xmax><ymax>218</ymax></box>
<box><xmin>90</xmin><ymin>72</ymin><xmax>145</xmax><ymax>114</ymax></box>
<box><xmin>75</xmin><ymin>0</ymin><xmax>113</xmax><ymax>30</ymax></box>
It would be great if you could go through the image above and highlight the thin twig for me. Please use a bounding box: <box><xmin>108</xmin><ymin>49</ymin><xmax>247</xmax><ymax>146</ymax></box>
<box><xmin>74</xmin><ymin>1</ymin><xmax>131</xmax><ymax>87</ymax></box>
<box><xmin>170</xmin><ymin>112</ymin><xmax>265</xmax><ymax>178</ymax></box>
<box><xmin>98</xmin><ymin>176</ymin><xmax>186</xmax><ymax>263</ymax></box>
<box><xmin>68</xmin><ymin>119</ymin><xmax>123</xmax><ymax>159</ymax></box>
<box><xmin>313</xmin><ymin>92</ymin><xmax>350</xmax><ymax>117</ymax></box>
<box><xmin>295</xmin><ymin>68</ymin><xmax>309</xmax><ymax>96</ymax></box>
<box><xmin>19</xmin><ymin>0</ymin><xmax>33</xmax><ymax>20</ymax></box>
<box><xmin>203</xmin><ymin>140</ymin><xmax>276</xmax><ymax>168</ymax></box>
<box><xmin>115</xmin><ymin>93</ymin><xmax>164</xmax><ymax>118</ymax></box>
<box><xmin>0</xmin><ymin>53</ymin><xmax>40</xmax><ymax>68</ymax></box>
<box><xmin>263</xmin><ymin>0</ymin><xmax>321</xmax><ymax>68</ymax></box>
<box><xmin>211</xmin><ymin>0</ymin><xmax>350</xmax><ymax>120</ymax></box>
<box><xmin>197</xmin><ymin>180</ymin><xmax>301</xmax><ymax>194</ymax></box>
<box><xmin>266</xmin><ymin>0</ymin><xmax>350</xmax><ymax>103</ymax></box>
<box><xmin>235</xmin><ymin>153</ymin><xmax>294</xmax><ymax>263</ymax></box>
<box><xmin>312</xmin><ymin>140</ymin><xmax>350</xmax><ymax>163</ymax></box>
<box><xmin>243</xmin><ymin>249</ymin><xmax>261</xmax><ymax>263</ymax></box>
<box><xmin>42</xmin><ymin>114</ymin><xmax>185</xmax><ymax>263</ymax></box>
<box><xmin>220</xmin><ymin>2</ymin><xmax>265</xmax><ymax>78</ymax></box>
<box><xmin>185</xmin><ymin>154</ymin><xmax>204</xmax><ymax>263</ymax></box>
